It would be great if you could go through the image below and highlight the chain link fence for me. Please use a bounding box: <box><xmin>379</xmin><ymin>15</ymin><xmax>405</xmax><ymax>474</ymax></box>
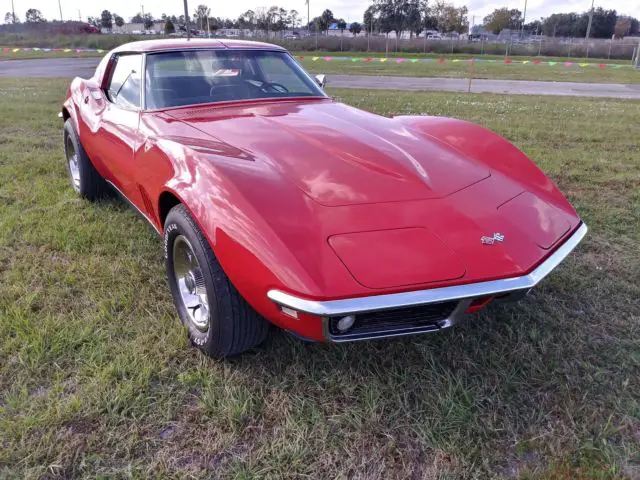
<box><xmin>253</xmin><ymin>33</ymin><xmax>639</xmax><ymax>61</ymax></box>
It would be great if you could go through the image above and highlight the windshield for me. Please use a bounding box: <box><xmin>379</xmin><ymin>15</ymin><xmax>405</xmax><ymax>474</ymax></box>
<box><xmin>144</xmin><ymin>49</ymin><xmax>326</xmax><ymax>109</ymax></box>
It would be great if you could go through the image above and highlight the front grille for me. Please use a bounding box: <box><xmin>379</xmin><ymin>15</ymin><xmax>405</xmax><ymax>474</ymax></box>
<box><xmin>328</xmin><ymin>301</ymin><xmax>458</xmax><ymax>338</ymax></box>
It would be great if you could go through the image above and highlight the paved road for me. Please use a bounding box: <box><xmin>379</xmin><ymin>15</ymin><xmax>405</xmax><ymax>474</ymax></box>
<box><xmin>0</xmin><ymin>58</ymin><xmax>99</xmax><ymax>79</ymax></box>
<box><xmin>2</xmin><ymin>57</ymin><xmax>639</xmax><ymax>99</ymax></box>
<box><xmin>328</xmin><ymin>74</ymin><xmax>640</xmax><ymax>99</ymax></box>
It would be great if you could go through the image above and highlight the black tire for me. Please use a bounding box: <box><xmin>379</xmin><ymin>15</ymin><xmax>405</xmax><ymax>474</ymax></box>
<box><xmin>164</xmin><ymin>204</ymin><xmax>268</xmax><ymax>359</ymax></box>
<box><xmin>63</xmin><ymin>119</ymin><xmax>109</xmax><ymax>200</ymax></box>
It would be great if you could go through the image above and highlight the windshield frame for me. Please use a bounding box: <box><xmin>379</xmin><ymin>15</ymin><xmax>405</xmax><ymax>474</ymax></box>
<box><xmin>142</xmin><ymin>48</ymin><xmax>328</xmax><ymax>111</ymax></box>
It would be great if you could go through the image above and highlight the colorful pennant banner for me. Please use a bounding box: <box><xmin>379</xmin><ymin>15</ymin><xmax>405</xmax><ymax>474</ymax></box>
<box><xmin>0</xmin><ymin>47</ymin><xmax>635</xmax><ymax>69</ymax></box>
<box><xmin>1</xmin><ymin>47</ymin><xmax>105</xmax><ymax>54</ymax></box>
<box><xmin>296</xmin><ymin>55</ymin><xmax>634</xmax><ymax>69</ymax></box>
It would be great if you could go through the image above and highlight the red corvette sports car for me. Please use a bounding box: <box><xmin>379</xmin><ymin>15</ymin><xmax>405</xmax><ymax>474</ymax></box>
<box><xmin>61</xmin><ymin>39</ymin><xmax>587</xmax><ymax>358</ymax></box>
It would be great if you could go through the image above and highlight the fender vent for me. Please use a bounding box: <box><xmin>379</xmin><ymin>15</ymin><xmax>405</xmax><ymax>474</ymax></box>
<box><xmin>138</xmin><ymin>184</ymin><xmax>155</xmax><ymax>218</ymax></box>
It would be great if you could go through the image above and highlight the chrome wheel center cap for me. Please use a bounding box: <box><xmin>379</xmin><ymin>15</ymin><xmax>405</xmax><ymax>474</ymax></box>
<box><xmin>185</xmin><ymin>272</ymin><xmax>196</xmax><ymax>294</ymax></box>
<box><xmin>173</xmin><ymin>235</ymin><xmax>210</xmax><ymax>333</ymax></box>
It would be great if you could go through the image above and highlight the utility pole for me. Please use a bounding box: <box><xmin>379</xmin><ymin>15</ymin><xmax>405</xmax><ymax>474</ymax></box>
<box><xmin>78</xmin><ymin>9</ymin><xmax>81</xmax><ymax>21</ymax></box>
<box><xmin>585</xmin><ymin>0</ymin><xmax>595</xmax><ymax>40</ymax></box>
<box><xmin>306</xmin><ymin>0</ymin><xmax>310</xmax><ymax>38</ymax></box>
<box><xmin>521</xmin><ymin>0</ymin><xmax>528</xmax><ymax>38</ymax></box>
<box><xmin>183</xmin><ymin>0</ymin><xmax>191</xmax><ymax>39</ymax></box>
<box><xmin>58</xmin><ymin>0</ymin><xmax>63</xmax><ymax>21</ymax></box>
<box><xmin>11</xmin><ymin>0</ymin><xmax>15</xmax><ymax>23</ymax></box>
<box><xmin>141</xmin><ymin>3</ymin><xmax>145</xmax><ymax>17</ymax></box>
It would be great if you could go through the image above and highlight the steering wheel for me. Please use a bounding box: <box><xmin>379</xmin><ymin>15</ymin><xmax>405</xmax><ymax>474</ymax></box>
<box><xmin>261</xmin><ymin>82</ymin><xmax>289</xmax><ymax>93</ymax></box>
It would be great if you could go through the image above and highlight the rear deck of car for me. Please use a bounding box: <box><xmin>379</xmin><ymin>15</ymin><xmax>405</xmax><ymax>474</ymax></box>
<box><xmin>112</xmin><ymin>38</ymin><xmax>287</xmax><ymax>54</ymax></box>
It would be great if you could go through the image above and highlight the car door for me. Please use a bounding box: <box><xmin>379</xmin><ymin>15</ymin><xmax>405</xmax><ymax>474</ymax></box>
<box><xmin>92</xmin><ymin>53</ymin><xmax>145</xmax><ymax>207</ymax></box>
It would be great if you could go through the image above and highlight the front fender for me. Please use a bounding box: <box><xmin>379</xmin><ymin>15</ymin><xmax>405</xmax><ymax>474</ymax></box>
<box><xmin>148</xmin><ymin>138</ymin><xmax>328</xmax><ymax>339</ymax></box>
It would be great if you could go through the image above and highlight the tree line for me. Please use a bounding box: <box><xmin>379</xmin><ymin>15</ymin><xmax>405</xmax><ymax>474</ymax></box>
<box><xmin>4</xmin><ymin>3</ymin><xmax>640</xmax><ymax>39</ymax></box>
<box><xmin>482</xmin><ymin>6</ymin><xmax>639</xmax><ymax>39</ymax></box>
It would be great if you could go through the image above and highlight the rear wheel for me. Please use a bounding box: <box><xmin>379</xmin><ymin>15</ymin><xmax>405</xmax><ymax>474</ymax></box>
<box><xmin>164</xmin><ymin>204</ymin><xmax>269</xmax><ymax>358</ymax></box>
<box><xmin>63</xmin><ymin>119</ymin><xmax>109</xmax><ymax>200</ymax></box>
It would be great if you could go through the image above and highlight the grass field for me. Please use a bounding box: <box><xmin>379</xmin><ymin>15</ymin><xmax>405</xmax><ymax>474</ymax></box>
<box><xmin>0</xmin><ymin>79</ymin><xmax>639</xmax><ymax>478</ymax></box>
<box><xmin>0</xmin><ymin>49</ymin><xmax>102</xmax><ymax>60</ymax></box>
<box><xmin>300</xmin><ymin>51</ymin><xmax>633</xmax><ymax>64</ymax></box>
<box><xmin>3</xmin><ymin>48</ymin><xmax>638</xmax><ymax>84</ymax></box>
<box><xmin>299</xmin><ymin>57</ymin><xmax>640</xmax><ymax>84</ymax></box>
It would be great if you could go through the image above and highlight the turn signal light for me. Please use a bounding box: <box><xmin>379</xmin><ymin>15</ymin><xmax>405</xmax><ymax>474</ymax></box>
<box><xmin>465</xmin><ymin>296</ymin><xmax>494</xmax><ymax>314</ymax></box>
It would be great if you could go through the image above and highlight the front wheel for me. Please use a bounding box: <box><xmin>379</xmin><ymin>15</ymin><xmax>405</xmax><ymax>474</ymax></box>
<box><xmin>63</xmin><ymin>119</ymin><xmax>109</xmax><ymax>200</ymax></box>
<box><xmin>164</xmin><ymin>204</ymin><xmax>269</xmax><ymax>358</ymax></box>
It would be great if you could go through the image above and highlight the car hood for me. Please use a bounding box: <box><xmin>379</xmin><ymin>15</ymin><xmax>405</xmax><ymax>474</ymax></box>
<box><xmin>165</xmin><ymin>99</ymin><xmax>490</xmax><ymax>206</ymax></box>
<box><xmin>155</xmin><ymin>99</ymin><xmax>580</xmax><ymax>295</ymax></box>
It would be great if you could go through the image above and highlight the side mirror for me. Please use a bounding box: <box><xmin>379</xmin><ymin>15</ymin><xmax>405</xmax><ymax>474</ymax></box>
<box><xmin>315</xmin><ymin>74</ymin><xmax>326</xmax><ymax>88</ymax></box>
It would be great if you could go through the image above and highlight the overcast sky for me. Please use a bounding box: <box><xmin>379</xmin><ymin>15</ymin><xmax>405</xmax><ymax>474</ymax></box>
<box><xmin>5</xmin><ymin>0</ymin><xmax>640</xmax><ymax>26</ymax></box>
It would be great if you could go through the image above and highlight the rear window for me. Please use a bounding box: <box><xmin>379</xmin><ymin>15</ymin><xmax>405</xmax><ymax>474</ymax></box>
<box><xmin>144</xmin><ymin>50</ymin><xmax>325</xmax><ymax>109</ymax></box>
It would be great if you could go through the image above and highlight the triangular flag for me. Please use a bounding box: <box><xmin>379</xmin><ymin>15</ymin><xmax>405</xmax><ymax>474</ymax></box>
<box><xmin>323</xmin><ymin>57</ymin><xmax>332</xmax><ymax>61</ymax></box>
<box><xmin>548</xmin><ymin>61</ymin><xmax>556</xmax><ymax>66</ymax></box>
<box><xmin>410</xmin><ymin>58</ymin><xmax>418</xmax><ymax>63</ymax></box>
<box><xmin>598</xmin><ymin>63</ymin><xmax>606</xmax><ymax>69</ymax></box>
<box><xmin>312</xmin><ymin>56</ymin><xmax>319</xmax><ymax>61</ymax></box>
<box><xmin>580</xmin><ymin>63</ymin><xmax>589</xmax><ymax>67</ymax></box>
<box><xmin>396</xmin><ymin>58</ymin><xmax>405</xmax><ymax>63</ymax></box>
<box><xmin>12</xmin><ymin>48</ymin><xmax>20</xmax><ymax>52</ymax></box>
<box><xmin>380</xmin><ymin>58</ymin><xmax>387</xmax><ymax>62</ymax></box>
<box><xmin>452</xmin><ymin>58</ymin><xmax>460</xmax><ymax>62</ymax></box>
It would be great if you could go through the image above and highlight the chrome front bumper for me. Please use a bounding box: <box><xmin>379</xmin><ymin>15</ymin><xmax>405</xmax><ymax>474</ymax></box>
<box><xmin>268</xmin><ymin>223</ymin><xmax>587</xmax><ymax>342</ymax></box>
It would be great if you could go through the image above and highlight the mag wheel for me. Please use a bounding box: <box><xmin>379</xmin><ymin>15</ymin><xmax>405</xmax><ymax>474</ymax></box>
<box><xmin>63</xmin><ymin>119</ymin><xmax>109</xmax><ymax>200</ymax></box>
<box><xmin>164</xmin><ymin>204</ymin><xmax>269</xmax><ymax>359</ymax></box>
<box><xmin>172</xmin><ymin>235</ymin><xmax>210</xmax><ymax>333</ymax></box>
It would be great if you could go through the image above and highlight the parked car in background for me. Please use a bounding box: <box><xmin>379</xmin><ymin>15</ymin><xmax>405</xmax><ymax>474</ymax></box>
<box><xmin>60</xmin><ymin>39</ymin><xmax>586</xmax><ymax>359</ymax></box>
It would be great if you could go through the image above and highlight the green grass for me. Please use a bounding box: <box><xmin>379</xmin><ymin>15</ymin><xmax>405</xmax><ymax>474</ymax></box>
<box><xmin>295</xmin><ymin>51</ymin><xmax>632</xmax><ymax>64</ymax></box>
<box><xmin>0</xmin><ymin>79</ymin><xmax>639</xmax><ymax>478</ymax></box>
<box><xmin>0</xmin><ymin>49</ymin><xmax>103</xmax><ymax>60</ymax></box>
<box><xmin>3</xmin><ymin>48</ymin><xmax>636</xmax><ymax>84</ymax></box>
<box><xmin>299</xmin><ymin>57</ymin><xmax>640</xmax><ymax>84</ymax></box>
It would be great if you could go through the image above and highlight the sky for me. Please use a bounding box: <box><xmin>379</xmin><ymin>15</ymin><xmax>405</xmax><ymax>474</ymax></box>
<box><xmin>4</xmin><ymin>0</ymin><xmax>640</xmax><ymax>26</ymax></box>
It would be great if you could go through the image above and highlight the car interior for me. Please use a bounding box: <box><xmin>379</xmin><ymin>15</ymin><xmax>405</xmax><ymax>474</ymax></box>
<box><xmin>144</xmin><ymin>50</ymin><xmax>321</xmax><ymax>109</ymax></box>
